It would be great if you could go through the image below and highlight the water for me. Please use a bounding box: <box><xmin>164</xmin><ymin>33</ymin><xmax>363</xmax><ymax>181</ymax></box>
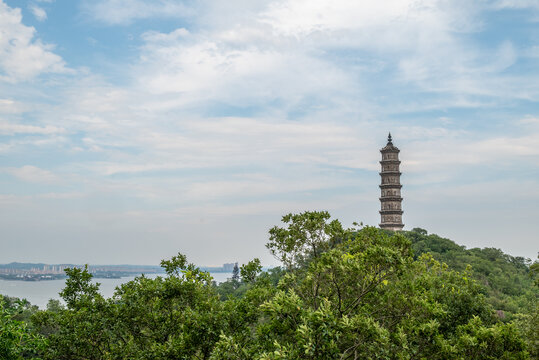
<box><xmin>0</xmin><ymin>272</ymin><xmax>232</xmax><ymax>309</ymax></box>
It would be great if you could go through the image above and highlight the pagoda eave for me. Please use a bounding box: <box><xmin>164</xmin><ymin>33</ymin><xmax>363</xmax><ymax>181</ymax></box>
<box><xmin>380</xmin><ymin>147</ymin><xmax>400</xmax><ymax>152</ymax></box>
<box><xmin>379</xmin><ymin>160</ymin><xmax>401</xmax><ymax>164</ymax></box>
<box><xmin>379</xmin><ymin>184</ymin><xmax>403</xmax><ymax>189</ymax></box>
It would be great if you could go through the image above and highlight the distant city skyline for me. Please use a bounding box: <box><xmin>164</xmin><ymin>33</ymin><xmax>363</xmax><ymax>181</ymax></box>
<box><xmin>0</xmin><ymin>262</ymin><xmax>234</xmax><ymax>274</ymax></box>
<box><xmin>1</xmin><ymin>0</ymin><xmax>538</xmax><ymax>266</ymax></box>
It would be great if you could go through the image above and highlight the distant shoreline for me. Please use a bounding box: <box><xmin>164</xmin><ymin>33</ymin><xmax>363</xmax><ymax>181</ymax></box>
<box><xmin>0</xmin><ymin>262</ymin><xmax>233</xmax><ymax>282</ymax></box>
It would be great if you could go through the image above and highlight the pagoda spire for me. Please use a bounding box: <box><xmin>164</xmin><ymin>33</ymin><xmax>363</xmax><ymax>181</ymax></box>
<box><xmin>379</xmin><ymin>133</ymin><xmax>404</xmax><ymax>231</ymax></box>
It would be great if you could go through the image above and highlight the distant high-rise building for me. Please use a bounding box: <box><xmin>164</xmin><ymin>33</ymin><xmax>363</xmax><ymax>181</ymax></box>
<box><xmin>222</xmin><ymin>263</ymin><xmax>235</xmax><ymax>272</ymax></box>
<box><xmin>379</xmin><ymin>133</ymin><xmax>404</xmax><ymax>231</ymax></box>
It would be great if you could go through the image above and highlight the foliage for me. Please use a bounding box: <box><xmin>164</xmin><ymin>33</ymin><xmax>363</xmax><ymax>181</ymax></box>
<box><xmin>513</xmin><ymin>255</ymin><xmax>539</xmax><ymax>358</ymax></box>
<box><xmin>0</xmin><ymin>296</ymin><xmax>45</xmax><ymax>359</ymax></box>
<box><xmin>266</xmin><ymin>211</ymin><xmax>345</xmax><ymax>268</ymax></box>
<box><xmin>403</xmin><ymin>228</ymin><xmax>535</xmax><ymax>320</ymax></box>
<box><xmin>231</xmin><ymin>262</ymin><xmax>240</xmax><ymax>288</ymax></box>
<box><xmin>240</xmin><ymin>258</ymin><xmax>262</xmax><ymax>283</ymax></box>
<box><xmin>211</xmin><ymin>214</ymin><xmax>531</xmax><ymax>359</ymax></box>
<box><xmin>5</xmin><ymin>212</ymin><xmax>537</xmax><ymax>359</ymax></box>
<box><xmin>33</xmin><ymin>254</ymin><xmax>226</xmax><ymax>360</ymax></box>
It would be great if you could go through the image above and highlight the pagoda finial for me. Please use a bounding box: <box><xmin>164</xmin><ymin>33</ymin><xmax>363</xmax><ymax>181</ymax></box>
<box><xmin>387</xmin><ymin>132</ymin><xmax>393</xmax><ymax>145</ymax></box>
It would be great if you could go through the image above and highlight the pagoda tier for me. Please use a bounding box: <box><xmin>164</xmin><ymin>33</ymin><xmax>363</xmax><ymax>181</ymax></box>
<box><xmin>379</xmin><ymin>210</ymin><xmax>403</xmax><ymax>215</ymax></box>
<box><xmin>379</xmin><ymin>184</ymin><xmax>403</xmax><ymax>189</ymax></box>
<box><xmin>379</xmin><ymin>133</ymin><xmax>404</xmax><ymax>231</ymax></box>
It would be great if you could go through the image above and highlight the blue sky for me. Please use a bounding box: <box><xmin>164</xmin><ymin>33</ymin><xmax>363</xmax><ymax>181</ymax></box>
<box><xmin>1</xmin><ymin>0</ymin><xmax>538</xmax><ymax>266</ymax></box>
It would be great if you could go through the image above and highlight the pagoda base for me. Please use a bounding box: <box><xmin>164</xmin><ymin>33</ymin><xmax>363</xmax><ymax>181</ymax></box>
<box><xmin>379</xmin><ymin>224</ymin><xmax>404</xmax><ymax>231</ymax></box>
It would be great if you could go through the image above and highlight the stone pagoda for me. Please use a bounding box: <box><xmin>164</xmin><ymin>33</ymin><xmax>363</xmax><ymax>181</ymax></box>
<box><xmin>379</xmin><ymin>133</ymin><xmax>404</xmax><ymax>231</ymax></box>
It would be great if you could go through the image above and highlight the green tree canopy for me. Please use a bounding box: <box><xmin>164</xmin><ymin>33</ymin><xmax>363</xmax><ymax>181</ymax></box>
<box><xmin>18</xmin><ymin>211</ymin><xmax>535</xmax><ymax>359</ymax></box>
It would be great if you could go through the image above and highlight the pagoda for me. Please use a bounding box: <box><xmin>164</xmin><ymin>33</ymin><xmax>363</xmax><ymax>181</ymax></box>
<box><xmin>379</xmin><ymin>133</ymin><xmax>404</xmax><ymax>231</ymax></box>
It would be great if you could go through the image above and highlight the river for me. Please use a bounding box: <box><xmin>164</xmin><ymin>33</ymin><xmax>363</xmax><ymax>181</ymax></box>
<box><xmin>0</xmin><ymin>272</ymin><xmax>232</xmax><ymax>309</ymax></box>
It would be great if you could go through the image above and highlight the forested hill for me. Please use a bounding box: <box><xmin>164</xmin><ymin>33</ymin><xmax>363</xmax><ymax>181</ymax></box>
<box><xmin>402</xmin><ymin>228</ymin><xmax>535</xmax><ymax>319</ymax></box>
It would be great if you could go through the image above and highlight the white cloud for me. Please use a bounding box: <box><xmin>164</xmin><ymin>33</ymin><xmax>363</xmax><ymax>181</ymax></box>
<box><xmin>518</xmin><ymin>116</ymin><xmax>539</xmax><ymax>126</ymax></box>
<box><xmin>127</xmin><ymin>0</ymin><xmax>539</xmax><ymax>113</ymax></box>
<box><xmin>0</xmin><ymin>98</ymin><xmax>26</xmax><ymax>113</ymax></box>
<box><xmin>0</xmin><ymin>121</ymin><xmax>64</xmax><ymax>135</ymax></box>
<box><xmin>524</xmin><ymin>45</ymin><xmax>539</xmax><ymax>58</ymax></box>
<box><xmin>74</xmin><ymin>114</ymin><xmax>373</xmax><ymax>177</ymax></box>
<box><xmin>29</xmin><ymin>4</ymin><xmax>47</xmax><ymax>21</ymax></box>
<box><xmin>137</xmin><ymin>34</ymin><xmax>353</xmax><ymax>106</ymax></box>
<box><xmin>262</xmin><ymin>0</ymin><xmax>413</xmax><ymax>36</ymax></box>
<box><xmin>491</xmin><ymin>0</ymin><xmax>539</xmax><ymax>10</ymax></box>
<box><xmin>37</xmin><ymin>192</ymin><xmax>85</xmax><ymax>199</ymax></box>
<box><xmin>5</xmin><ymin>0</ymin><xmax>533</xmax><ymax>186</ymax></box>
<box><xmin>400</xmin><ymin>119</ymin><xmax>539</xmax><ymax>181</ymax></box>
<box><xmin>0</xmin><ymin>1</ymin><xmax>67</xmax><ymax>82</ymax></box>
<box><xmin>261</xmin><ymin>0</ymin><xmax>480</xmax><ymax>46</ymax></box>
<box><xmin>141</xmin><ymin>28</ymin><xmax>190</xmax><ymax>43</ymax></box>
<box><xmin>5</xmin><ymin>165</ymin><xmax>59</xmax><ymax>183</ymax></box>
<box><xmin>82</xmin><ymin>0</ymin><xmax>194</xmax><ymax>25</ymax></box>
<box><xmin>126</xmin><ymin>2</ymin><xmax>442</xmax><ymax>102</ymax></box>
<box><xmin>487</xmin><ymin>41</ymin><xmax>517</xmax><ymax>72</ymax></box>
<box><xmin>253</xmin><ymin>0</ymin><xmax>537</xmax><ymax>101</ymax></box>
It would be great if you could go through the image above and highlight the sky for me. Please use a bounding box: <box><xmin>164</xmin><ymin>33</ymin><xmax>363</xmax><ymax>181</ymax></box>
<box><xmin>0</xmin><ymin>0</ymin><xmax>538</xmax><ymax>266</ymax></box>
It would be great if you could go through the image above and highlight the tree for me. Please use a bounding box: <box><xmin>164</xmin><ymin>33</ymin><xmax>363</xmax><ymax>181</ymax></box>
<box><xmin>213</xmin><ymin>213</ymin><xmax>529</xmax><ymax>359</ymax></box>
<box><xmin>514</xmin><ymin>255</ymin><xmax>539</xmax><ymax>358</ymax></box>
<box><xmin>0</xmin><ymin>297</ymin><xmax>45</xmax><ymax>360</ymax></box>
<box><xmin>402</xmin><ymin>229</ymin><xmax>535</xmax><ymax>320</ymax></box>
<box><xmin>32</xmin><ymin>212</ymin><xmax>533</xmax><ymax>359</ymax></box>
<box><xmin>266</xmin><ymin>211</ymin><xmax>345</xmax><ymax>268</ymax></box>
<box><xmin>35</xmin><ymin>253</ymin><xmax>227</xmax><ymax>360</ymax></box>
<box><xmin>240</xmin><ymin>258</ymin><xmax>262</xmax><ymax>283</ymax></box>
<box><xmin>231</xmin><ymin>262</ymin><xmax>240</xmax><ymax>288</ymax></box>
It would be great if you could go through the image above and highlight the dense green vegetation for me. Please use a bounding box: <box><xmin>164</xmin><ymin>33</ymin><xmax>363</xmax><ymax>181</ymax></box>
<box><xmin>0</xmin><ymin>297</ymin><xmax>45</xmax><ymax>359</ymax></box>
<box><xmin>1</xmin><ymin>211</ymin><xmax>537</xmax><ymax>359</ymax></box>
<box><xmin>403</xmin><ymin>228</ymin><xmax>535</xmax><ymax>320</ymax></box>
